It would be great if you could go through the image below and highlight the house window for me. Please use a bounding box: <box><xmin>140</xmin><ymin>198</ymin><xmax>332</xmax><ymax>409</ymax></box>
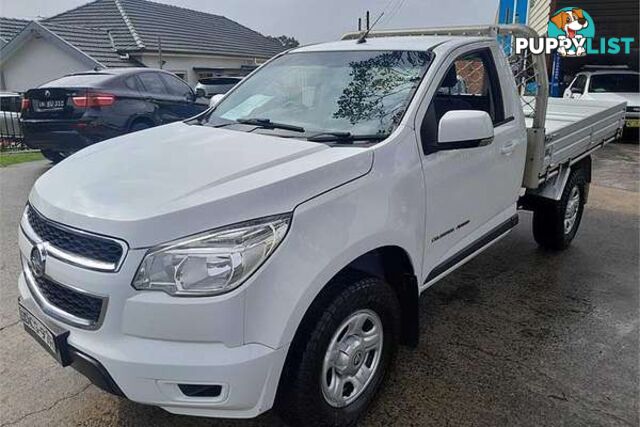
<box><xmin>171</xmin><ymin>71</ymin><xmax>187</xmax><ymax>81</ymax></box>
<box><xmin>197</xmin><ymin>72</ymin><xmax>215</xmax><ymax>80</ymax></box>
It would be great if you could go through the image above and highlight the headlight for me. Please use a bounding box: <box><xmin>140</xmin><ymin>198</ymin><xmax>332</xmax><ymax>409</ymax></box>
<box><xmin>132</xmin><ymin>214</ymin><xmax>290</xmax><ymax>296</ymax></box>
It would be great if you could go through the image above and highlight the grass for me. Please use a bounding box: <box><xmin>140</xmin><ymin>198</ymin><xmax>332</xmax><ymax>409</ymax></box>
<box><xmin>0</xmin><ymin>151</ymin><xmax>45</xmax><ymax>167</ymax></box>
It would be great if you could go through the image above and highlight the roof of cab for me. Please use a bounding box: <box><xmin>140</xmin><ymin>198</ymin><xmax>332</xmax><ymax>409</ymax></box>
<box><xmin>292</xmin><ymin>35</ymin><xmax>491</xmax><ymax>53</ymax></box>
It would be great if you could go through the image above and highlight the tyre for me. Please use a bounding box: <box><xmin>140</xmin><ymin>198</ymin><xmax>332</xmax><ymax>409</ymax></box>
<box><xmin>621</xmin><ymin>127</ymin><xmax>639</xmax><ymax>144</ymax></box>
<box><xmin>40</xmin><ymin>150</ymin><xmax>66</xmax><ymax>163</ymax></box>
<box><xmin>533</xmin><ymin>168</ymin><xmax>587</xmax><ymax>250</ymax></box>
<box><xmin>277</xmin><ymin>273</ymin><xmax>400</xmax><ymax>427</ymax></box>
<box><xmin>129</xmin><ymin>120</ymin><xmax>152</xmax><ymax>132</ymax></box>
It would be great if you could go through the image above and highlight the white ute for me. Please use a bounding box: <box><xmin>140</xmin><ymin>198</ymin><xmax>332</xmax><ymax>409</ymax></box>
<box><xmin>17</xmin><ymin>25</ymin><xmax>626</xmax><ymax>426</ymax></box>
<box><xmin>563</xmin><ymin>67</ymin><xmax>639</xmax><ymax>134</ymax></box>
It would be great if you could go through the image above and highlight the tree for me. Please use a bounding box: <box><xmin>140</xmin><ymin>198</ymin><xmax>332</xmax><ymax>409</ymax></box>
<box><xmin>333</xmin><ymin>51</ymin><xmax>429</xmax><ymax>131</ymax></box>
<box><xmin>267</xmin><ymin>35</ymin><xmax>300</xmax><ymax>49</ymax></box>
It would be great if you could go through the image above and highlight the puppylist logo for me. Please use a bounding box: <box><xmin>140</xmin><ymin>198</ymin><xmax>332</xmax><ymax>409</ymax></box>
<box><xmin>515</xmin><ymin>7</ymin><xmax>636</xmax><ymax>57</ymax></box>
<box><xmin>548</xmin><ymin>7</ymin><xmax>593</xmax><ymax>56</ymax></box>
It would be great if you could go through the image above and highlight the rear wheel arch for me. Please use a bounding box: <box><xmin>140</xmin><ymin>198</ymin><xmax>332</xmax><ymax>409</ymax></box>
<box><xmin>573</xmin><ymin>155</ymin><xmax>592</xmax><ymax>183</ymax></box>
<box><xmin>532</xmin><ymin>167</ymin><xmax>588</xmax><ymax>250</ymax></box>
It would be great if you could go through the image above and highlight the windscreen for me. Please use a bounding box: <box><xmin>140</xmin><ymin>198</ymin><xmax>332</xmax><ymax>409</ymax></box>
<box><xmin>206</xmin><ymin>50</ymin><xmax>433</xmax><ymax>136</ymax></box>
<box><xmin>589</xmin><ymin>74</ymin><xmax>639</xmax><ymax>93</ymax></box>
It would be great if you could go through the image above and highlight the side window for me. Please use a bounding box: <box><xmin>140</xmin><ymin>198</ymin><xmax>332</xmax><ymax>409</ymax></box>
<box><xmin>160</xmin><ymin>74</ymin><xmax>193</xmax><ymax>98</ymax></box>
<box><xmin>138</xmin><ymin>73</ymin><xmax>168</xmax><ymax>96</ymax></box>
<box><xmin>420</xmin><ymin>49</ymin><xmax>504</xmax><ymax>153</ymax></box>
<box><xmin>124</xmin><ymin>76</ymin><xmax>143</xmax><ymax>92</ymax></box>
<box><xmin>572</xmin><ymin>75</ymin><xmax>587</xmax><ymax>92</ymax></box>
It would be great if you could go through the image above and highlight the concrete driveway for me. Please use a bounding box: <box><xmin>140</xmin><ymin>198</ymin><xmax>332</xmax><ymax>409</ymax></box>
<box><xmin>0</xmin><ymin>143</ymin><xmax>638</xmax><ymax>426</ymax></box>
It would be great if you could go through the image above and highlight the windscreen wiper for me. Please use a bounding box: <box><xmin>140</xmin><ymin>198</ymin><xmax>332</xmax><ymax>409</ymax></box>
<box><xmin>306</xmin><ymin>132</ymin><xmax>390</xmax><ymax>143</ymax></box>
<box><xmin>236</xmin><ymin>118</ymin><xmax>305</xmax><ymax>133</ymax></box>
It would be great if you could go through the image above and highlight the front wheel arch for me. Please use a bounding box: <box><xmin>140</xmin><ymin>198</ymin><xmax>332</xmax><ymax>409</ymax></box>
<box><xmin>275</xmin><ymin>271</ymin><xmax>401</xmax><ymax>426</ymax></box>
<box><xmin>310</xmin><ymin>246</ymin><xmax>419</xmax><ymax>348</ymax></box>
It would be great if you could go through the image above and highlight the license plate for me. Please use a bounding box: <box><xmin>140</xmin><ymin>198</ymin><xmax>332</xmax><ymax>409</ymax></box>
<box><xmin>18</xmin><ymin>300</ymin><xmax>70</xmax><ymax>365</ymax></box>
<box><xmin>37</xmin><ymin>99</ymin><xmax>65</xmax><ymax>110</ymax></box>
<box><xmin>625</xmin><ymin>119</ymin><xmax>639</xmax><ymax>128</ymax></box>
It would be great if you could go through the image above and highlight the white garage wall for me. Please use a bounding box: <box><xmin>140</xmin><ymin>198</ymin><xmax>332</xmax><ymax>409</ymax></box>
<box><xmin>528</xmin><ymin>0</ymin><xmax>551</xmax><ymax>36</ymax></box>
<box><xmin>0</xmin><ymin>37</ymin><xmax>95</xmax><ymax>92</ymax></box>
<box><xmin>137</xmin><ymin>53</ymin><xmax>263</xmax><ymax>85</ymax></box>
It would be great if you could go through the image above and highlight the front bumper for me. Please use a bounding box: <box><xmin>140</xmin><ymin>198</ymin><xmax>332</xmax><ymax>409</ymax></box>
<box><xmin>17</xmin><ymin>222</ymin><xmax>286</xmax><ymax>418</ymax></box>
<box><xmin>624</xmin><ymin>111</ymin><xmax>639</xmax><ymax>127</ymax></box>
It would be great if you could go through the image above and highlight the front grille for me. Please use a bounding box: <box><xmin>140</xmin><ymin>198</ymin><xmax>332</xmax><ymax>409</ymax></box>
<box><xmin>26</xmin><ymin>206</ymin><xmax>123</xmax><ymax>266</ymax></box>
<box><xmin>35</xmin><ymin>276</ymin><xmax>103</xmax><ymax>324</ymax></box>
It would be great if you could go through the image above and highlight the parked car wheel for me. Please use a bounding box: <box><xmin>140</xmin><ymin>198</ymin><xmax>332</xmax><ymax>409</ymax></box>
<box><xmin>622</xmin><ymin>127</ymin><xmax>639</xmax><ymax>144</ymax></box>
<box><xmin>129</xmin><ymin>120</ymin><xmax>153</xmax><ymax>132</ymax></box>
<box><xmin>41</xmin><ymin>150</ymin><xmax>66</xmax><ymax>164</ymax></box>
<box><xmin>277</xmin><ymin>273</ymin><xmax>400</xmax><ymax>427</ymax></box>
<box><xmin>533</xmin><ymin>168</ymin><xmax>587</xmax><ymax>250</ymax></box>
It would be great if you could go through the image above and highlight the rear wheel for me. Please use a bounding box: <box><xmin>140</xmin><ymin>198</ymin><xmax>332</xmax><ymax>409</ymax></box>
<box><xmin>532</xmin><ymin>168</ymin><xmax>587</xmax><ymax>250</ymax></box>
<box><xmin>129</xmin><ymin>120</ymin><xmax>153</xmax><ymax>132</ymax></box>
<box><xmin>41</xmin><ymin>150</ymin><xmax>66</xmax><ymax>164</ymax></box>
<box><xmin>277</xmin><ymin>273</ymin><xmax>400</xmax><ymax>427</ymax></box>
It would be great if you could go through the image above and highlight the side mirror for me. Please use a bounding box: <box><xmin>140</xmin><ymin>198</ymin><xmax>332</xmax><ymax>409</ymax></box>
<box><xmin>209</xmin><ymin>94</ymin><xmax>224</xmax><ymax>108</ymax></box>
<box><xmin>571</xmin><ymin>87</ymin><xmax>584</xmax><ymax>95</ymax></box>
<box><xmin>437</xmin><ymin>110</ymin><xmax>494</xmax><ymax>150</ymax></box>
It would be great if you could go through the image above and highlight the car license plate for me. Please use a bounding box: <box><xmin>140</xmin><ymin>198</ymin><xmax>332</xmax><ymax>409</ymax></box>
<box><xmin>625</xmin><ymin>119</ymin><xmax>639</xmax><ymax>128</ymax></box>
<box><xmin>18</xmin><ymin>300</ymin><xmax>71</xmax><ymax>366</ymax></box>
<box><xmin>37</xmin><ymin>99</ymin><xmax>65</xmax><ymax>110</ymax></box>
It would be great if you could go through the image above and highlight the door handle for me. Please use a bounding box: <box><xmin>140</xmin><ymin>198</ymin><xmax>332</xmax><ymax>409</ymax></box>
<box><xmin>501</xmin><ymin>142</ymin><xmax>517</xmax><ymax>155</ymax></box>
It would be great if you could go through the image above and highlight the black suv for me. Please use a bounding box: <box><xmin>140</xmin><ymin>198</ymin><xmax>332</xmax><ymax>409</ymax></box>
<box><xmin>21</xmin><ymin>68</ymin><xmax>208</xmax><ymax>162</ymax></box>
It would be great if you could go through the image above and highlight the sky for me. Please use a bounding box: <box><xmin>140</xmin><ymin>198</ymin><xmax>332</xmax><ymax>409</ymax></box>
<box><xmin>0</xmin><ymin>0</ymin><xmax>499</xmax><ymax>44</ymax></box>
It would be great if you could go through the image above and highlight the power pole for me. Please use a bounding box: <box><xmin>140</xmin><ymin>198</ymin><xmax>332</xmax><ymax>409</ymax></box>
<box><xmin>358</xmin><ymin>17</ymin><xmax>362</xmax><ymax>31</ymax></box>
<box><xmin>366</xmin><ymin>11</ymin><xmax>370</xmax><ymax>30</ymax></box>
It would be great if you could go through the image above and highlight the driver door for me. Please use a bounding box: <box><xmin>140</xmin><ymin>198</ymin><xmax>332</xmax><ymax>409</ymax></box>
<box><xmin>417</xmin><ymin>46</ymin><xmax>522</xmax><ymax>286</ymax></box>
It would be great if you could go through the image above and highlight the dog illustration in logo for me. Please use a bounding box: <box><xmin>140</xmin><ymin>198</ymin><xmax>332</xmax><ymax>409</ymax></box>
<box><xmin>550</xmin><ymin>8</ymin><xmax>589</xmax><ymax>56</ymax></box>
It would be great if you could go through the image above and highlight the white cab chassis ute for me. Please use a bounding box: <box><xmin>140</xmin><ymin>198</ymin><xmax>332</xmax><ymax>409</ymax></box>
<box><xmin>17</xmin><ymin>25</ymin><xmax>625</xmax><ymax>426</ymax></box>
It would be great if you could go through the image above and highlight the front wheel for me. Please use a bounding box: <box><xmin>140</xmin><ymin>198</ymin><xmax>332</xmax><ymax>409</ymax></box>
<box><xmin>40</xmin><ymin>150</ymin><xmax>66</xmax><ymax>163</ymax></box>
<box><xmin>277</xmin><ymin>274</ymin><xmax>400</xmax><ymax>427</ymax></box>
<box><xmin>533</xmin><ymin>168</ymin><xmax>587</xmax><ymax>250</ymax></box>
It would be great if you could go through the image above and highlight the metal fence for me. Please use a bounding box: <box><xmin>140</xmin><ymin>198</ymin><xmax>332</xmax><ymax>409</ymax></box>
<box><xmin>0</xmin><ymin>95</ymin><xmax>27</xmax><ymax>151</ymax></box>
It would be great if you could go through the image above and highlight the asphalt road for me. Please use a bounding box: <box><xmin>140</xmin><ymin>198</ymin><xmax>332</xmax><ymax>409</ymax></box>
<box><xmin>0</xmin><ymin>143</ymin><xmax>638</xmax><ymax>427</ymax></box>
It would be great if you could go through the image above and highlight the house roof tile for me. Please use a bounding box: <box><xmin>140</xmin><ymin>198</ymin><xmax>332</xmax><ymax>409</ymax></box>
<box><xmin>44</xmin><ymin>0</ymin><xmax>285</xmax><ymax>58</ymax></box>
<box><xmin>0</xmin><ymin>18</ymin><xmax>29</xmax><ymax>44</ymax></box>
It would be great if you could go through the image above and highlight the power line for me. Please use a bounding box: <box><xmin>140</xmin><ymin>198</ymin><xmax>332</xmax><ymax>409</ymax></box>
<box><xmin>378</xmin><ymin>0</ymin><xmax>399</xmax><ymax>26</ymax></box>
<box><xmin>360</xmin><ymin>0</ymin><xmax>396</xmax><ymax>30</ymax></box>
<box><xmin>382</xmin><ymin>0</ymin><xmax>406</xmax><ymax>27</ymax></box>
